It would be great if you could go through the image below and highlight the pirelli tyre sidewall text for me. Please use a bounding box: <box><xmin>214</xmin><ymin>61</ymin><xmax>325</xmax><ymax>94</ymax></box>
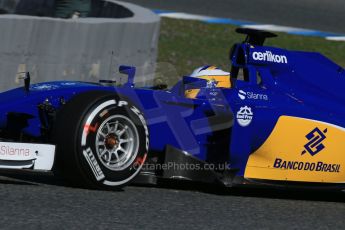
<box><xmin>53</xmin><ymin>91</ymin><xmax>149</xmax><ymax>189</ymax></box>
<box><xmin>79</xmin><ymin>98</ymin><xmax>149</xmax><ymax>187</ymax></box>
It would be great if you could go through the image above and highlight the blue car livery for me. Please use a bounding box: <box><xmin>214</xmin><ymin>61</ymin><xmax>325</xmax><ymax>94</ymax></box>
<box><xmin>0</xmin><ymin>28</ymin><xmax>344</xmax><ymax>190</ymax></box>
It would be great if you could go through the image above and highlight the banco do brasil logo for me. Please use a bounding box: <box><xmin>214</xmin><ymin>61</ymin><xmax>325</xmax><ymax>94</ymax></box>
<box><xmin>273</xmin><ymin>127</ymin><xmax>340</xmax><ymax>173</ymax></box>
<box><xmin>301</xmin><ymin>127</ymin><xmax>327</xmax><ymax>156</ymax></box>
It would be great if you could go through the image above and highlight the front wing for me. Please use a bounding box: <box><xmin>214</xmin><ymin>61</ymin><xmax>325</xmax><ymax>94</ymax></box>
<box><xmin>0</xmin><ymin>141</ymin><xmax>55</xmax><ymax>170</ymax></box>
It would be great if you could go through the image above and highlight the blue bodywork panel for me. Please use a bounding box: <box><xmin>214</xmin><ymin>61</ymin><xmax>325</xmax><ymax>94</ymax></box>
<box><xmin>1</xmin><ymin>34</ymin><xmax>345</xmax><ymax>180</ymax></box>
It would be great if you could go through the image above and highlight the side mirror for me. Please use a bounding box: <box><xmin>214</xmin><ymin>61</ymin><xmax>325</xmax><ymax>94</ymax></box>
<box><xmin>120</xmin><ymin>65</ymin><xmax>136</xmax><ymax>87</ymax></box>
<box><xmin>24</xmin><ymin>72</ymin><xmax>30</xmax><ymax>93</ymax></box>
<box><xmin>17</xmin><ymin>72</ymin><xmax>31</xmax><ymax>94</ymax></box>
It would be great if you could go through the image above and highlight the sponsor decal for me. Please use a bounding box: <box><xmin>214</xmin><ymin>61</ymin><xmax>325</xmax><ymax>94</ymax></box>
<box><xmin>238</xmin><ymin>90</ymin><xmax>268</xmax><ymax>101</ymax></box>
<box><xmin>302</xmin><ymin>127</ymin><xmax>327</xmax><ymax>156</ymax></box>
<box><xmin>118</xmin><ymin>101</ymin><xmax>128</xmax><ymax>107</ymax></box>
<box><xmin>273</xmin><ymin>158</ymin><xmax>340</xmax><ymax>173</ymax></box>
<box><xmin>238</xmin><ymin>90</ymin><xmax>246</xmax><ymax>100</ymax></box>
<box><xmin>252</xmin><ymin>51</ymin><xmax>288</xmax><ymax>64</ymax></box>
<box><xmin>83</xmin><ymin>147</ymin><xmax>105</xmax><ymax>181</ymax></box>
<box><xmin>272</xmin><ymin>127</ymin><xmax>340</xmax><ymax>173</ymax></box>
<box><xmin>0</xmin><ymin>145</ymin><xmax>30</xmax><ymax>157</ymax></box>
<box><xmin>236</xmin><ymin>106</ymin><xmax>253</xmax><ymax>127</ymax></box>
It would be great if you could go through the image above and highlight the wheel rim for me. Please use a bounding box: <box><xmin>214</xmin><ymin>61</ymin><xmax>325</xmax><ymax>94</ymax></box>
<box><xmin>95</xmin><ymin>114</ymin><xmax>139</xmax><ymax>171</ymax></box>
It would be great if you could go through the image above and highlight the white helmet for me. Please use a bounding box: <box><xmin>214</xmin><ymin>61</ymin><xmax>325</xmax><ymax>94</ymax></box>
<box><xmin>190</xmin><ymin>65</ymin><xmax>231</xmax><ymax>89</ymax></box>
<box><xmin>190</xmin><ymin>65</ymin><xmax>230</xmax><ymax>78</ymax></box>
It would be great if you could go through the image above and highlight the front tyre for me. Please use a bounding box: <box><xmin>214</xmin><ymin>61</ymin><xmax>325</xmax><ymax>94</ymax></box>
<box><xmin>53</xmin><ymin>91</ymin><xmax>149</xmax><ymax>189</ymax></box>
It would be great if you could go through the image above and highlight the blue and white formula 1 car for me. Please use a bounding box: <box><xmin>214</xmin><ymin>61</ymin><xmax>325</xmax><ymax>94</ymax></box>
<box><xmin>0</xmin><ymin>28</ymin><xmax>344</xmax><ymax>190</ymax></box>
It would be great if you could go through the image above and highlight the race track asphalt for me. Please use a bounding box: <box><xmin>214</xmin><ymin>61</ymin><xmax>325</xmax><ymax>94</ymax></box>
<box><xmin>1</xmin><ymin>171</ymin><xmax>345</xmax><ymax>229</ymax></box>
<box><xmin>122</xmin><ymin>0</ymin><xmax>345</xmax><ymax>34</ymax></box>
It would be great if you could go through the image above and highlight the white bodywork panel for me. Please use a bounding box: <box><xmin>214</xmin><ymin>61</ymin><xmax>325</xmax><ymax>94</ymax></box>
<box><xmin>0</xmin><ymin>142</ymin><xmax>55</xmax><ymax>170</ymax></box>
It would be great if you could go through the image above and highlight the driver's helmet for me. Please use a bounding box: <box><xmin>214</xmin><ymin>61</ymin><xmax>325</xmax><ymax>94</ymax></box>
<box><xmin>185</xmin><ymin>65</ymin><xmax>231</xmax><ymax>99</ymax></box>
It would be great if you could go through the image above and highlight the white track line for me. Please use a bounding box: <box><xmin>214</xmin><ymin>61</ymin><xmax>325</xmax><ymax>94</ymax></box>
<box><xmin>155</xmin><ymin>10</ymin><xmax>344</xmax><ymax>41</ymax></box>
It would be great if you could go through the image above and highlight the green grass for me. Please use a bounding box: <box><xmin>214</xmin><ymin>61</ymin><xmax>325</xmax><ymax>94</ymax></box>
<box><xmin>157</xmin><ymin>18</ymin><xmax>345</xmax><ymax>85</ymax></box>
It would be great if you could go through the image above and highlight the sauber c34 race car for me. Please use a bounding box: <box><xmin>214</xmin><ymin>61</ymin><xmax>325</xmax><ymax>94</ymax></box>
<box><xmin>0</xmin><ymin>28</ymin><xmax>344</xmax><ymax>190</ymax></box>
